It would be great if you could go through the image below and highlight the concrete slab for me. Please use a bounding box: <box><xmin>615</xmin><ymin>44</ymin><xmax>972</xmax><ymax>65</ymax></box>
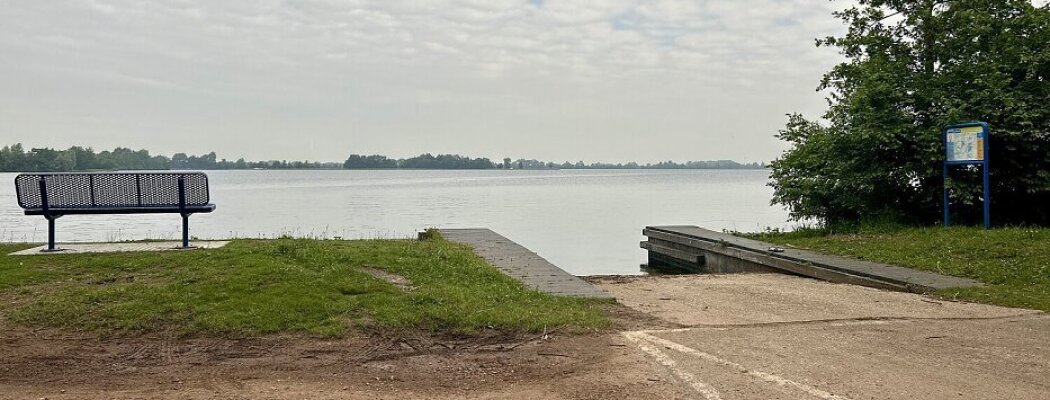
<box><xmin>439</xmin><ymin>228</ymin><xmax>612</xmax><ymax>299</ymax></box>
<box><xmin>635</xmin><ymin>315</ymin><xmax>1050</xmax><ymax>400</ymax></box>
<box><xmin>593</xmin><ymin>274</ymin><xmax>1036</xmax><ymax>326</ymax></box>
<box><xmin>9</xmin><ymin>241</ymin><xmax>231</xmax><ymax>255</ymax></box>
<box><xmin>603</xmin><ymin>274</ymin><xmax>1048</xmax><ymax>399</ymax></box>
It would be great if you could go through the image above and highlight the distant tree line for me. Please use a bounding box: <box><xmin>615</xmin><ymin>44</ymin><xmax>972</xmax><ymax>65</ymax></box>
<box><xmin>0</xmin><ymin>144</ymin><xmax>341</xmax><ymax>172</ymax></box>
<box><xmin>492</xmin><ymin>158</ymin><xmax>765</xmax><ymax>170</ymax></box>
<box><xmin>343</xmin><ymin>154</ymin><xmax>764</xmax><ymax>170</ymax></box>
<box><xmin>0</xmin><ymin>143</ymin><xmax>766</xmax><ymax>172</ymax></box>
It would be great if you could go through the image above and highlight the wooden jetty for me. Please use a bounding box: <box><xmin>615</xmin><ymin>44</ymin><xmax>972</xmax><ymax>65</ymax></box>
<box><xmin>641</xmin><ymin>225</ymin><xmax>982</xmax><ymax>293</ymax></box>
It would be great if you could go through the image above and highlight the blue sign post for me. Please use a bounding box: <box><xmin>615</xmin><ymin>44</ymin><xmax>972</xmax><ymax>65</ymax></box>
<box><xmin>943</xmin><ymin>122</ymin><xmax>991</xmax><ymax>229</ymax></box>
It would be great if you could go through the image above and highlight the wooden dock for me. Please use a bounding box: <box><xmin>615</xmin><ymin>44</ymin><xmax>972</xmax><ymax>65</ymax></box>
<box><xmin>438</xmin><ymin>228</ymin><xmax>612</xmax><ymax>299</ymax></box>
<box><xmin>641</xmin><ymin>225</ymin><xmax>982</xmax><ymax>293</ymax></box>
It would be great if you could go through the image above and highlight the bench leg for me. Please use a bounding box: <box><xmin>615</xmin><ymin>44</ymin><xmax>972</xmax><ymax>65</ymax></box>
<box><xmin>181</xmin><ymin>213</ymin><xmax>191</xmax><ymax>249</ymax></box>
<box><xmin>48</xmin><ymin>218</ymin><xmax>56</xmax><ymax>251</ymax></box>
<box><xmin>41</xmin><ymin>216</ymin><xmax>64</xmax><ymax>252</ymax></box>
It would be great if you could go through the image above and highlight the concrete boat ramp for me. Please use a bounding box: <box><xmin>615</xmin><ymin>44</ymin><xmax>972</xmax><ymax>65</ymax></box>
<box><xmin>438</xmin><ymin>228</ymin><xmax>611</xmax><ymax>298</ymax></box>
<box><xmin>642</xmin><ymin>225</ymin><xmax>981</xmax><ymax>293</ymax></box>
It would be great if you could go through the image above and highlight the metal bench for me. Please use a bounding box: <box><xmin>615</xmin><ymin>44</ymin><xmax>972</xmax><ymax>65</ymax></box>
<box><xmin>14</xmin><ymin>172</ymin><xmax>216</xmax><ymax>252</ymax></box>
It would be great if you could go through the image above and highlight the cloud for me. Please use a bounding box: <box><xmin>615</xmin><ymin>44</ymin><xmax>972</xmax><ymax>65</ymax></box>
<box><xmin>0</xmin><ymin>0</ymin><xmax>849</xmax><ymax>163</ymax></box>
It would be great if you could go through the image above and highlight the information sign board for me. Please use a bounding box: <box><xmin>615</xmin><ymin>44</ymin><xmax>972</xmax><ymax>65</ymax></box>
<box><xmin>942</xmin><ymin>122</ymin><xmax>991</xmax><ymax>229</ymax></box>
<box><xmin>945</xmin><ymin>126</ymin><xmax>986</xmax><ymax>162</ymax></box>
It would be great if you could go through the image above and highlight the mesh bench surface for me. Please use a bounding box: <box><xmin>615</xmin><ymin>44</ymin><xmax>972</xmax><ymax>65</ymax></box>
<box><xmin>15</xmin><ymin>172</ymin><xmax>215</xmax><ymax>215</ymax></box>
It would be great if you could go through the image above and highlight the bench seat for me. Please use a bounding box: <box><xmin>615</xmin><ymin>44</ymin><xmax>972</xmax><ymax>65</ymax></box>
<box><xmin>23</xmin><ymin>204</ymin><xmax>216</xmax><ymax>216</ymax></box>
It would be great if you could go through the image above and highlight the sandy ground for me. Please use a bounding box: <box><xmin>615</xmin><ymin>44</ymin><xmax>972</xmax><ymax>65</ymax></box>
<box><xmin>4</xmin><ymin>273</ymin><xmax>1048</xmax><ymax>399</ymax></box>
<box><xmin>591</xmin><ymin>274</ymin><xmax>1050</xmax><ymax>400</ymax></box>
<box><xmin>0</xmin><ymin>324</ymin><xmax>681</xmax><ymax>400</ymax></box>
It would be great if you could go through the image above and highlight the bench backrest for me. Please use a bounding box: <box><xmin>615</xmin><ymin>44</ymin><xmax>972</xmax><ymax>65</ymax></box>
<box><xmin>14</xmin><ymin>172</ymin><xmax>211</xmax><ymax>210</ymax></box>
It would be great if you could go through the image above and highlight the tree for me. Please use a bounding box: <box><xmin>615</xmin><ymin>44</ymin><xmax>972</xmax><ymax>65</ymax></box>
<box><xmin>67</xmin><ymin>146</ymin><xmax>98</xmax><ymax>170</ymax></box>
<box><xmin>171</xmin><ymin>153</ymin><xmax>190</xmax><ymax>170</ymax></box>
<box><xmin>343</xmin><ymin>154</ymin><xmax>397</xmax><ymax>169</ymax></box>
<box><xmin>0</xmin><ymin>144</ymin><xmax>26</xmax><ymax>171</ymax></box>
<box><xmin>770</xmin><ymin>0</ymin><xmax>1050</xmax><ymax>227</ymax></box>
<box><xmin>28</xmin><ymin>147</ymin><xmax>74</xmax><ymax>171</ymax></box>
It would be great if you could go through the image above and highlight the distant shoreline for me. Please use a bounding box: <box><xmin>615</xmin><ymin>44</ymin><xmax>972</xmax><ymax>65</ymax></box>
<box><xmin>0</xmin><ymin>143</ymin><xmax>767</xmax><ymax>172</ymax></box>
<box><xmin>0</xmin><ymin>167</ymin><xmax>770</xmax><ymax>173</ymax></box>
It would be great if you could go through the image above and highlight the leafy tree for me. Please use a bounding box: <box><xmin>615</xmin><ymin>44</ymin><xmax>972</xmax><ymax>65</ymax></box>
<box><xmin>770</xmin><ymin>0</ymin><xmax>1050</xmax><ymax>226</ymax></box>
<box><xmin>0</xmin><ymin>144</ymin><xmax>27</xmax><ymax>171</ymax></box>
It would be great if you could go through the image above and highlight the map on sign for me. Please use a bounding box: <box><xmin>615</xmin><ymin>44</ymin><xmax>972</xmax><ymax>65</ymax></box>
<box><xmin>946</xmin><ymin>126</ymin><xmax>985</xmax><ymax>162</ymax></box>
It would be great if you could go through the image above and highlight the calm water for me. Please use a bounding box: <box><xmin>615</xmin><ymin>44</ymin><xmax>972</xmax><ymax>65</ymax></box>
<box><xmin>0</xmin><ymin>169</ymin><xmax>791</xmax><ymax>275</ymax></box>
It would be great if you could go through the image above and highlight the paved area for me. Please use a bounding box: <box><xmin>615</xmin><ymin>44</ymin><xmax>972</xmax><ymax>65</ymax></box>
<box><xmin>595</xmin><ymin>274</ymin><xmax>1030</xmax><ymax>326</ymax></box>
<box><xmin>645</xmin><ymin>225</ymin><xmax>982</xmax><ymax>291</ymax></box>
<box><xmin>439</xmin><ymin>228</ymin><xmax>611</xmax><ymax>298</ymax></box>
<box><xmin>9</xmin><ymin>241</ymin><xmax>230</xmax><ymax>255</ymax></box>
<box><xmin>594</xmin><ymin>274</ymin><xmax>1049</xmax><ymax>400</ymax></box>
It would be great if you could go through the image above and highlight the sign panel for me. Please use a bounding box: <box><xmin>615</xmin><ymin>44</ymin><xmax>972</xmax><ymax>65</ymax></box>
<box><xmin>945</xmin><ymin>125</ymin><xmax>986</xmax><ymax>162</ymax></box>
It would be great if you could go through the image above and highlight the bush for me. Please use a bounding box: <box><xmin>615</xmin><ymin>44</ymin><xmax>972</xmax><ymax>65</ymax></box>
<box><xmin>770</xmin><ymin>0</ymin><xmax>1050</xmax><ymax>227</ymax></box>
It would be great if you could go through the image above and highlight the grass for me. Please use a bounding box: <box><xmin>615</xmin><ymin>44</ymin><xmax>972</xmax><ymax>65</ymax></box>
<box><xmin>746</xmin><ymin>227</ymin><xmax>1050</xmax><ymax>312</ymax></box>
<box><xmin>0</xmin><ymin>236</ymin><xmax>609</xmax><ymax>337</ymax></box>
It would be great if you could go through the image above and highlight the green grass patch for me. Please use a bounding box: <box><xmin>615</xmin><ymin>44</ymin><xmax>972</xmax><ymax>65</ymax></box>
<box><xmin>0</xmin><ymin>238</ymin><xmax>608</xmax><ymax>336</ymax></box>
<box><xmin>746</xmin><ymin>227</ymin><xmax>1050</xmax><ymax>311</ymax></box>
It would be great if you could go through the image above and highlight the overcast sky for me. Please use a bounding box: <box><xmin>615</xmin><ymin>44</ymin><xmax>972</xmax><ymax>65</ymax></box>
<box><xmin>0</xmin><ymin>0</ymin><xmax>850</xmax><ymax>164</ymax></box>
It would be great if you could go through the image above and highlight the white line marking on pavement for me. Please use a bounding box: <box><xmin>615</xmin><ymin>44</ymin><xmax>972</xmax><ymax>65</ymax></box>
<box><xmin>637</xmin><ymin>327</ymin><xmax>695</xmax><ymax>334</ymax></box>
<box><xmin>628</xmin><ymin>330</ymin><xmax>855</xmax><ymax>400</ymax></box>
<box><xmin>622</xmin><ymin>332</ymin><xmax>723</xmax><ymax>400</ymax></box>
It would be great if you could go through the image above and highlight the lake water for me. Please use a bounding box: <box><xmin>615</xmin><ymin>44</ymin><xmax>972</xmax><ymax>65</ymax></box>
<box><xmin>0</xmin><ymin>169</ymin><xmax>792</xmax><ymax>275</ymax></box>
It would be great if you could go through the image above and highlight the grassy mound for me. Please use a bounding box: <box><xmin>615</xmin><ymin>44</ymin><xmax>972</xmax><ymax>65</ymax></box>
<box><xmin>0</xmin><ymin>237</ymin><xmax>608</xmax><ymax>336</ymax></box>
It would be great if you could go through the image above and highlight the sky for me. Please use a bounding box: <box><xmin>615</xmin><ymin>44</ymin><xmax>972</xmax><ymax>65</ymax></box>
<box><xmin>0</xmin><ymin>0</ymin><xmax>851</xmax><ymax>164</ymax></box>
